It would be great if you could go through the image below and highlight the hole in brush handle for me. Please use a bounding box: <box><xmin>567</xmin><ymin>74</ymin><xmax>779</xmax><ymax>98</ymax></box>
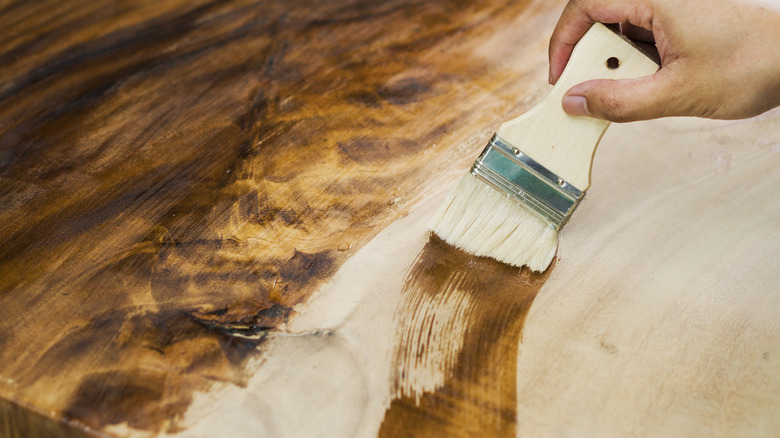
<box><xmin>606</xmin><ymin>57</ymin><xmax>620</xmax><ymax>69</ymax></box>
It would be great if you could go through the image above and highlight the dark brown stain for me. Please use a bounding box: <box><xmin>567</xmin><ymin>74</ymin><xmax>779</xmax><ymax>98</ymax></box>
<box><xmin>376</xmin><ymin>77</ymin><xmax>434</xmax><ymax>105</ymax></box>
<box><xmin>0</xmin><ymin>0</ymin><xmax>548</xmax><ymax>434</ymax></box>
<box><xmin>278</xmin><ymin>249</ymin><xmax>338</xmax><ymax>288</ymax></box>
<box><xmin>192</xmin><ymin>303</ymin><xmax>292</xmax><ymax>338</ymax></box>
<box><xmin>344</xmin><ymin>89</ymin><xmax>384</xmax><ymax>108</ymax></box>
<box><xmin>338</xmin><ymin>136</ymin><xmax>420</xmax><ymax>165</ymax></box>
<box><xmin>66</xmin><ymin>371</ymin><xmax>170</xmax><ymax>430</ymax></box>
<box><xmin>44</xmin><ymin>309</ymin><xmax>267</xmax><ymax>432</ymax></box>
<box><xmin>379</xmin><ymin>235</ymin><xmax>554</xmax><ymax>437</ymax></box>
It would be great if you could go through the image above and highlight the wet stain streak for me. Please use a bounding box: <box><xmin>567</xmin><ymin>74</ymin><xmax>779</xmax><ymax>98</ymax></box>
<box><xmin>379</xmin><ymin>235</ymin><xmax>554</xmax><ymax>437</ymax></box>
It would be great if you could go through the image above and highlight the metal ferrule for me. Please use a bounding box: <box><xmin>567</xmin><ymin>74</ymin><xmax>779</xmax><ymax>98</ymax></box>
<box><xmin>470</xmin><ymin>134</ymin><xmax>585</xmax><ymax>230</ymax></box>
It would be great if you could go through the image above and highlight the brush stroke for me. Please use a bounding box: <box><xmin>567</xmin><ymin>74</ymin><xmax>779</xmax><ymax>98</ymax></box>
<box><xmin>379</xmin><ymin>235</ymin><xmax>554</xmax><ymax>437</ymax></box>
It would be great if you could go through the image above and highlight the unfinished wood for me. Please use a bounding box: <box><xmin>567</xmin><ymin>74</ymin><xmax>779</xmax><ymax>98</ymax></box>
<box><xmin>513</xmin><ymin>114</ymin><xmax>780</xmax><ymax>437</ymax></box>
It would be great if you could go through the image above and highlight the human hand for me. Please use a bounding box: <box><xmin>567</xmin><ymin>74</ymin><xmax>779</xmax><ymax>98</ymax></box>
<box><xmin>549</xmin><ymin>0</ymin><xmax>780</xmax><ymax>122</ymax></box>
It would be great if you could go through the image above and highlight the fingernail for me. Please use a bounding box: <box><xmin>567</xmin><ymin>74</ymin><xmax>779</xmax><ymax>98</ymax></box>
<box><xmin>563</xmin><ymin>95</ymin><xmax>590</xmax><ymax>116</ymax></box>
<box><xmin>548</xmin><ymin>70</ymin><xmax>553</xmax><ymax>85</ymax></box>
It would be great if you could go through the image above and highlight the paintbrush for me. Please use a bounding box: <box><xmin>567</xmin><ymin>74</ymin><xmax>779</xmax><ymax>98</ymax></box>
<box><xmin>430</xmin><ymin>23</ymin><xmax>659</xmax><ymax>271</ymax></box>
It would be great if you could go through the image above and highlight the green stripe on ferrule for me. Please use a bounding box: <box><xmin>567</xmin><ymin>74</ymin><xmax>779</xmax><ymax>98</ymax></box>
<box><xmin>470</xmin><ymin>135</ymin><xmax>585</xmax><ymax>230</ymax></box>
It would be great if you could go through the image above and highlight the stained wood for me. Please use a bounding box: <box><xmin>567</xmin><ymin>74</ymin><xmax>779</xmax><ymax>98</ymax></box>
<box><xmin>0</xmin><ymin>397</ymin><xmax>91</xmax><ymax>438</ymax></box>
<box><xmin>0</xmin><ymin>0</ymin><xmax>560</xmax><ymax>436</ymax></box>
<box><xmin>1</xmin><ymin>0</ymin><xmax>779</xmax><ymax>437</ymax></box>
<box><xmin>379</xmin><ymin>236</ymin><xmax>553</xmax><ymax>437</ymax></box>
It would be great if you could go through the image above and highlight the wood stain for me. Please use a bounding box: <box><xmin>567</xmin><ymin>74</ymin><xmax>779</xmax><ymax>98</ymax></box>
<box><xmin>379</xmin><ymin>235</ymin><xmax>553</xmax><ymax>437</ymax></box>
<box><xmin>0</xmin><ymin>0</ymin><xmax>549</xmax><ymax>434</ymax></box>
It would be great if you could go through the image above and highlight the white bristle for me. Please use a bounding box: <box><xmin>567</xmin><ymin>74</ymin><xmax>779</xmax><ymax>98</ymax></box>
<box><xmin>429</xmin><ymin>173</ymin><xmax>558</xmax><ymax>272</ymax></box>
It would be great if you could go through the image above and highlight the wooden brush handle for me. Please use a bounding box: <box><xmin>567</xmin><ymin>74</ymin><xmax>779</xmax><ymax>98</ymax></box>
<box><xmin>496</xmin><ymin>23</ymin><xmax>659</xmax><ymax>190</ymax></box>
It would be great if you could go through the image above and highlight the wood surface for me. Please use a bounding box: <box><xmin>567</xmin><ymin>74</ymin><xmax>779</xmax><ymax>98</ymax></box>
<box><xmin>1</xmin><ymin>0</ymin><xmax>779</xmax><ymax>437</ymax></box>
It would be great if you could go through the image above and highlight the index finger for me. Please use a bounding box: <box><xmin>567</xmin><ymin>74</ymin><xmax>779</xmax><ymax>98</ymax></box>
<box><xmin>549</xmin><ymin>1</ymin><xmax>596</xmax><ymax>84</ymax></box>
<box><xmin>548</xmin><ymin>0</ymin><xmax>655</xmax><ymax>84</ymax></box>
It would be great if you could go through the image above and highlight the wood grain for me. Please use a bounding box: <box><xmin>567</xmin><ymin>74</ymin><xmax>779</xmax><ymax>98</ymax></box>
<box><xmin>0</xmin><ymin>0</ymin><xmax>561</xmax><ymax>435</ymax></box>
<box><xmin>1</xmin><ymin>397</ymin><xmax>91</xmax><ymax>438</ymax></box>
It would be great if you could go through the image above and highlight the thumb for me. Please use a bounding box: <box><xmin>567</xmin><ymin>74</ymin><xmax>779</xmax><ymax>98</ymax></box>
<box><xmin>561</xmin><ymin>71</ymin><xmax>682</xmax><ymax>122</ymax></box>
